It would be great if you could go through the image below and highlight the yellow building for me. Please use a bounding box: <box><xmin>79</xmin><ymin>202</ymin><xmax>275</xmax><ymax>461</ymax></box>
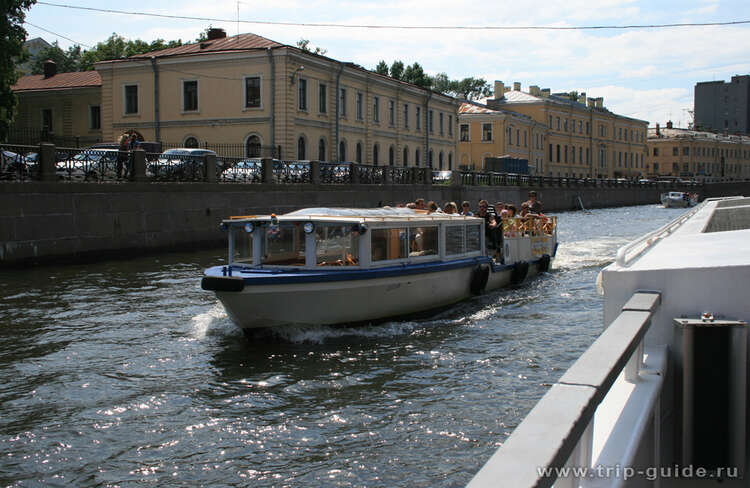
<box><xmin>646</xmin><ymin>122</ymin><xmax>750</xmax><ymax>181</ymax></box>
<box><xmin>481</xmin><ymin>81</ymin><xmax>648</xmax><ymax>179</ymax></box>
<box><xmin>93</xmin><ymin>29</ymin><xmax>458</xmax><ymax>166</ymax></box>
<box><xmin>11</xmin><ymin>62</ymin><xmax>102</xmax><ymax>145</ymax></box>
<box><xmin>458</xmin><ymin>101</ymin><xmax>547</xmax><ymax>173</ymax></box>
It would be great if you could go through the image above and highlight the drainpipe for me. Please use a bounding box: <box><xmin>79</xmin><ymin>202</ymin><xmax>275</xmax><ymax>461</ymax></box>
<box><xmin>425</xmin><ymin>91</ymin><xmax>432</xmax><ymax>167</ymax></box>
<box><xmin>335</xmin><ymin>61</ymin><xmax>344</xmax><ymax>161</ymax></box>
<box><xmin>267</xmin><ymin>48</ymin><xmax>276</xmax><ymax>156</ymax></box>
<box><xmin>151</xmin><ymin>57</ymin><xmax>160</xmax><ymax>141</ymax></box>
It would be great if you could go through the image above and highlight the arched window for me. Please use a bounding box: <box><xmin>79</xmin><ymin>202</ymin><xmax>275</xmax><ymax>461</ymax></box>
<box><xmin>339</xmin><ymin>140</ymin><xmax>346</xmax><ymax>161</ymax></box>
<box><xmin>356</xmin><ymin>142</ymin><xmax>362</xmax><ymax>163</ymax></box>
<box><xmin>415</xmin><ymin>149</ymin><xmax>421</xmax><ymax>167</ymax></box>
<box><xmin>184</xmin><ymin>136</ymin><xmax>199</xmax><ymax>148</ymax></box>
<box><xmin>389</xmin><ymin>145</ymin><xmax>395</xmax><ymax>166</ymax></box>
<box><xmin>428</xmin><ymin>150</ymin><xmax>434</xmax><ymax>168</ymax></box>
<box><xmin>318</xmin><ymin>137</ymin><xmax>326</xmax><ymax>161</ymax></box>
<box><xmin>297</xmin><ymin>136</ymin><xmax>306</xmax><ymax>160</ymax></box>
<box><xmin>448</xmin><ymin>152</ymin><xmax>453</xmax><ymax>170</ymax></box>
<box><xmin>438</xmin><ymin>151</ymin><xmax>444</xmax><ymax>170</ymax></box>
<box><xmin>403</xmin><ymin>146</ymin><xmax>409</xmax><ymax>167</ymax></box>
<box><xmin>245</xmin><ymin>135</ymin><xmax>261</xmax><ymax>157</ymax></box>
<box><xmin>373</xmin><ymin>144</ymin><xmax>379</xmax><ymax>166</ymax></box>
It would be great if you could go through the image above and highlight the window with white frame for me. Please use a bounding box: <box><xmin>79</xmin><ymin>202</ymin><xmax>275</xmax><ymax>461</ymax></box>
<box><xmin>182</xmin><ymin>80</ymin><xmax>198</xmax><ymax>112</ymax></box>
<box><xmin>244</xmin><ymin>76</ymin><xmax>261</xmax><ymax>108</ymax></box>
<box><xmin>123</xmin><ymin>84</ymin><xmax>138</xmax><ymax>115</ymax></box>
<box><xmin>460</xmin><ymin>123</ymin><xmax>469</xmax><ymax>142</ymax></box>
<box><xmin>319</xmin><ymin>83</ymin><xmax>327</xmax><ymax>114</ymax></box>
<box><xmin>482</xmin><ymin>123</ymin><xmax>492</xmax><ymax>141</ymax></box>
<box><xmin>356</xmin><ymin>92</ymin><xmax>363</xmax><ymax>120</ymax></box>
<box><xmin>373</xmin><ymin>96</ymin><xmax>380</xmax><ymax>123</ymax></box>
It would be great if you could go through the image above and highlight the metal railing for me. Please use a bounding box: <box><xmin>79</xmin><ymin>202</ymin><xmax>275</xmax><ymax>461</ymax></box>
<box><xmin>4</xmin><ymin>142</ymin><xmax>741</xmax><ymax>189</ymax></box>
<box><xmin>467</xmin><ymin>291</ymin><xmax>662</xmax><ymax>488</ymax></box>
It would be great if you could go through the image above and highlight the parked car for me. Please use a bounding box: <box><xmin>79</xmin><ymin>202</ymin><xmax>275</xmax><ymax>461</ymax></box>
<box><xmin>149</xmin><ymin>148</ymin><xmax>216</xmax><ymax>181</ymax></box>
<box><xmin>220</xmin><ymin>158</ymin><xmax>263</xmax><ymax>182</ymax></box>
<box><xmin>1</xmin><ymin>150</ymin><xmax>28</xmax><ymax>180</ymax></box>
<box><xmin>56</xmin><ymin>148</ymin><xmax>124</xmax><ymax>181</ymax></box>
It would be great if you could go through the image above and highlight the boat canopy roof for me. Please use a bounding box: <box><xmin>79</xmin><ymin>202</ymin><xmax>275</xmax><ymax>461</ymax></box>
<box><xmin>226</xmin><ymin>207</ymin><xmax>482</xmax><ymax>224</ymax></box>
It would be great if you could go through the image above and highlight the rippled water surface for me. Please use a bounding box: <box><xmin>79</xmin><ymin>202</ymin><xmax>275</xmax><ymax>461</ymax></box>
<box><xmin>0</xmin><ymin>205</ymin><xmax>688</xmax><ymax>487</ymax></box>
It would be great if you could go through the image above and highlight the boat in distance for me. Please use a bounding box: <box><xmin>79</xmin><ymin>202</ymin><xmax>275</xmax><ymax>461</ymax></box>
<box><xmin>201</xmin><ymin>207</ymin><xmax>558</xmax><ymax>330</ymax></box>
<box><xmin>661</xmin><ymin>191</ymin><xmax>698</xmax><ymax>208</ymax></box>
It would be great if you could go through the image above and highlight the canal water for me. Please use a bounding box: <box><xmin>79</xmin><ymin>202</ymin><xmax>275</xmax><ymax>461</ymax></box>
<box><xmin>0</xmin><ymin>205</ymin><xmax>688</xmax><ymax>487</ymax></box>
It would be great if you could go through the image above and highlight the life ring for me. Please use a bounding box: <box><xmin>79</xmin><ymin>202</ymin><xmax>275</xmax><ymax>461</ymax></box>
<box><xmin>470</xmin><ymin>265</ymin><xmax>490</xmax><ymax>295</ymax></box>
<box><xmin>537</xmin><ymin>254</ymin><xmax>551</xmax><ymax>273</ymax></box>
<box><xmin>510</xmin><ymin>261</ymin><xmax>529</xmax><ymax>285</ymax></box>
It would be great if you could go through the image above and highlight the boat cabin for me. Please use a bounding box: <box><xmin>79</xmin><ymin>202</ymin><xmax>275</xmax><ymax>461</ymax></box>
<box><xmin>222</xmin><ymin>208</ymin><xmax>485</xmax><ymax>270</ymax></box>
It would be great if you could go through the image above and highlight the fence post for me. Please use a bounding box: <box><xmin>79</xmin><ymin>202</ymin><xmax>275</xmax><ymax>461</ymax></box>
<box><xmin>471</xmin><ymin>172</ymin><xmax>478</xmax><ymax>186</ymax></box>
<box><xmin>383</xmin><ymin>166</ymin><xmax>392</xmax><ymax>185</ymax></box>
<box><xmin>424</xmin><ymin>168</ymin><xmax>432</xmax><ymax>186</ymax></box>
<box><xmin>350</xmin><ymin>163</ymin><xmax>360</xmax><ymax>184</ymax></box>
<box><xmin>204</xmin><ymin>153</ymin><xmax>217</xmax><ymax>183</ymax></box>
<box><xmin>451</xmin><ymin>170</ymin><xmax>462</xmax><ymax>187</ymax></box>
<box><xmin>131</xmin><ymin>149</ymin><xmax>147</xmax><ymax>182</ymax></box>
<box><xmin>261</xmin><ymin>157</ymin><xmax>274</xmax><ymax>184</ymax></box>
<box><xmin>39</xmin><ymin>142</ymin><xmax>56</xmax><ymax>182</ymax></box>
<box><xmin>310</xmin><ymin>160</ymin><xmax>321</xmax><ymax>185</ymax></box>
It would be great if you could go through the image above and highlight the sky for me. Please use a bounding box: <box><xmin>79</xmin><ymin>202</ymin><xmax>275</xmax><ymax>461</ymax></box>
<box><xmin>23</xmin><ymin>0</ymin><xmax>750</xmax><ymax>127</ymax></box>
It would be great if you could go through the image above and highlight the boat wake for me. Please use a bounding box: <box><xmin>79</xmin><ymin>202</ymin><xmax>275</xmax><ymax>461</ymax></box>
<box><xmin>245</xmin><ymin>321</ymin><xmax>425</xmax><ymax>344</ymax></box>
<box><xmin>189</xmin><ymin>303</ymin><xmax>239</xmax><ymax>340</ymax></box>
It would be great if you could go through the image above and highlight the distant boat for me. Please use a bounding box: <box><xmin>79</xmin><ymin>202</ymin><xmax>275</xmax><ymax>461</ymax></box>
<box><xmin>202</xmin><ymin>207</ymin><xmax>558</xmax><ymax>331</ymax></box>
<box><xmin>660</xmin><ymin>191</ymin><xmax>698</xmax><ymax>208</ymax></box>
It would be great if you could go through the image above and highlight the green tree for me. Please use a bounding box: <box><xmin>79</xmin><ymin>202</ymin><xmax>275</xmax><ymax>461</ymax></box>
<box><xmin>402</xmin><ymin>62</ymin><xmax>430</xmax><ymax>88</ymax></box>
<box><xmin>79</xmin><ymin>33</ymin><xmax>128</xmax><ymax>70</ymax></box>
<box><xmin>296</xmin><ymin>38</ymin><xmax>327</xmax><ymax>56</ymax></box>
<box><xmin>430</xmin><ymin>72</ymin><xmax>455</xmax><ymax>94</ymax></box>
<box><xmin>1</xmin><ymin>0</ymin><xmax>36</xmax><ymax>141</ymax></box>
<box><xmin>567</xmin><ymin>90</ymin><xmax>579</xmax><ymax>101</ymax></box>
<box><xmin>455</xmin><ymin>77</ymin><xmax>492</xmax><ymax>100</ymax></box>
<box><xmin>30</xmin><ymin>42</ymin><xmax>81</xmax><ymax>74</ymax></box>
<box><xmin>374</xmin><ymin>60</ymin><xmax>389</xmax><ymax>76</ymax></box>
<box><xmin>389</xmin><ymin>60</ymin><xmax>404</xmax><ymax>80</ymax></box>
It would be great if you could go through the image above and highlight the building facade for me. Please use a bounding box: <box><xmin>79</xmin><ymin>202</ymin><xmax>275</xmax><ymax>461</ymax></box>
<box><xmin>93</xmin><ymin>29</ymin><xmax>458</xmax><ymax>166</ymax></box>
<box><xmin>11</xmin><ymin>62</ymin><xmax>102</xmax><ymax>146</ymax></box>
<box><xmin>479</xmin><ymin>81</ymin><xmax>648</xmax><ymax>179</ymax></box>
<box><xmin>646</xmin><ymin>122</ymin><xmax>750</xmax><ymax>181</ymax></box>
<box><xmin>694</xmin><ymin>75</ymin><xmax>750</xmax><ymax>135</ymax></box>
<box><xmin>457</xmin><ymin>101</ymin><xmax>547</xmax><ymax>173</ymax></box>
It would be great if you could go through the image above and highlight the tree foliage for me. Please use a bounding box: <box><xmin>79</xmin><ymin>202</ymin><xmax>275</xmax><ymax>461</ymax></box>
<box><xmin>373</xmin><ymin>59</ymin><xmax>491</xmax><ymax>100</ymax></box>
<box><xmin>296</xmin><ymin>38</ymin><xmax>327</xmax><ymax>56</ymax></box>
<box><xmin>30</xmin><ymin>42</ymin><xmax>81</xmax><ymax>74</ymax></box>
<box><xmin>2</xmin><ymin>0</ymin><xmax>36</xmax><ymax>141</ymax></box>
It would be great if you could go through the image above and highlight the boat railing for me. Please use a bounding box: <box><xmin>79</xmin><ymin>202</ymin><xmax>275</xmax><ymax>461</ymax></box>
<box><xmin>614</xmin><ymin>200</ymin><xmax>708</xmax><ymax>267</ymax></box>
<box><xmin>467</xmin><ymin>291</ymin><xmax>663</xmax><ymax>488</ymax></box>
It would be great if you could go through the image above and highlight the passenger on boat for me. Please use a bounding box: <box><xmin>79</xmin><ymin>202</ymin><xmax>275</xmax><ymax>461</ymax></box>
<box><xmin>524</xmin><ymin>191</ymin><xmax>543</xmax><ymax>214</ymax></box>
<box><xmin>405</xmin><ymin>202</ymin><xmax>417</xmax><ymax>209</ymax></box>
<box><xmin>461</xmin><ymin>201</ymin><xmax>473</xmax><ymax>216</ymax></box>
<box><xmin>478</xmin><ymin>200</ymin><xmax>498</xmax><ymax>250</ymax></box>
<box><xmin>427</xmin><ymin>201</ymin><xmax>441</xmax><ymax>213</ymax></box>
<box><xmin>415</xmin><ymin>198</ymin><xmax>426</xmax><ymax>210</ymax></box>
<box><xmin>443</xmin><ymin>201</ymin><xmax>458</xmax><ymax>214</ymax></box>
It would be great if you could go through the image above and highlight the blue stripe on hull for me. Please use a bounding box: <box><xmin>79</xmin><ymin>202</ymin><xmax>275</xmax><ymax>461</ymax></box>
<box><xmin>205</xmin><ymin>256</ymin><xmax>493</xmax><ymax>286</ymax></box>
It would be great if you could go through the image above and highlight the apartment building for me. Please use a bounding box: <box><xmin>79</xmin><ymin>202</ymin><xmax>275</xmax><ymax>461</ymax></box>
<box><xmin>483</xmin><ymin>81</ymin><xmax>648</xmax><ymax>179</ymax></box>
<box><xmin>93</xmin><ymin>28</ymin><xmax>458</xmax><ymax>165</ymax></box>
<box><xmin>457</xmin><ymin>101</ymin><xmax>547</xmax><ymax>173</ymax></box>
<box><xmin>694</xmin><ymin>75</ymin><xmax>750</xmax><ymax>135</ymax></box>
<box><xmin>646</xmin><ymin>122</ymin><xmax>750</xmax><ymax>181</ymax></box>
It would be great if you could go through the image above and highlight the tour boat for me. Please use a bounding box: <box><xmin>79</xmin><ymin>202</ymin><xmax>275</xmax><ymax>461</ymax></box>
<box><xmin>660</xmin><ymin>191</ymin><xmax>698</xmax><ymax>208</ymax></box>
<box><xmin>202</xmin><ymin>207</ymin><xmax>557</xmax><ymax>331</ymax></box>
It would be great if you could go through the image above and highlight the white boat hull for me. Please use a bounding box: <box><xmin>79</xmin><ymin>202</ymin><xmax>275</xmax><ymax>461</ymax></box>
<box><xmin>215</xmin><ymin>259</ymin><xmax>547</xmax><ymax>329</ymax></box>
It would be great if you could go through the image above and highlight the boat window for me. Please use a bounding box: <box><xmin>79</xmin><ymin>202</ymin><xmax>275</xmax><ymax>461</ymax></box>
<box><xmin>466</xmin><ymin>224</ymin><xmax>481</xmax><ymax>252</ymax></box>
<box><xmin>445</xmin><ymin>225</ymin><xmax>465</xmax><ymax>255</ymax></box>
<box><xmin>232</xmin><ymin>226</ymin><xmax>253</xmax><ymax>263</ymax></box>
<box><xmin>262</xmin><ymin>223</ymin><xmax>306</xmax><ymax>266</ymax></box>
<box><xmin>409</xmin><ymin>226</ymin><xmax>438</xmax><ymax>257</ymax></box>
<box><xmin>371</xmin><ymin>227</ymin><xmax>408</xmax><ymax>261</ymax></box>
<box><xmin>315</xmin><ymin>224</ymin><xmax>360</xmax><ymax>266</ymax></box>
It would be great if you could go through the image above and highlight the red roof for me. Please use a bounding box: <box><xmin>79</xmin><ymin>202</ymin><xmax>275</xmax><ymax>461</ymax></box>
<box><xmin>122</xmin><ymin>32</ymin><xmax>282</xmax><ymax>60</ymax></box>
<box><xmin>12</xmin><ymin>71</ymin><xmax>101</xmax><ymax>92</ymax></box>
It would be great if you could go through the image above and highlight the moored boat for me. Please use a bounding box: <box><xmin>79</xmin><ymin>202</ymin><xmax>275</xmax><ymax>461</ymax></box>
<box><xmin>202</xmin><ymin>207</ymin><xmax>557</xmax><ymax>330</ymax></box>
<box><xmin>660</xmin><ymin>191</ymin><xmax>698</xmax><ymax>208</ymax></box>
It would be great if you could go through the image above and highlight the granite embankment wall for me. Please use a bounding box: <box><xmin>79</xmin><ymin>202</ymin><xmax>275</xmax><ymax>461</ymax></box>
<box><xmin>2</xmin><ymin>181</ymin><xmax>748</xmax><ymax>266</ymax></box>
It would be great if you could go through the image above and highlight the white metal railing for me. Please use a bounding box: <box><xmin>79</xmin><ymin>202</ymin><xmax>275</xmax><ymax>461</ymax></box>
<box><xmin>467</xmin><ymin>291</ymin><xmax>662</xmax><ymax>488</ymax></box>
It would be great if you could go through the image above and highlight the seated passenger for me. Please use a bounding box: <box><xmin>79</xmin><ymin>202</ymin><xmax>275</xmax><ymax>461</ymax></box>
<box><xmin>461</xmin><ymin>201</ymin><xmax>473</xmax><ymax>216</ymax></box>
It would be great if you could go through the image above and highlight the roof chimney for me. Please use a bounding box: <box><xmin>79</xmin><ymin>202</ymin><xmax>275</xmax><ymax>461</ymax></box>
<box><xmin>656</xmin><ymin>123</ymin><xmax>660</xmax><ymax>136</ymax></box>
<box><xmin>578</xmin><ymin>92</ymin><xmax>587</xmax><ymax>105</ymax></box>
<box><xmin>207</xmin><ymin>28</ymin><xmax>226</xmax><ymax>40</ymax></box>
<box><xmin>494</xmin><ymin>80</ymin><xmax>505</xmax><ymax>99</ymax></box>
<box><xmin>43</xmin><ymin>59</ymin><xmax>57</xmax><ymax>79</ymax></box>
<box><xmin>541</xmin><ymin>88</ymin><xmax>550</xmax><ymax>97</ymax></box>
<box><xmin>513</xmin><ymin>82</ymin><xmax>521</xmax><ymax>91</ymax></box>
<box><xmin>529</xmin><ymin>85</ymin><xmax>541</xmax><ymax>96</ymax></box>
<box><xmin>666</xmin><ymin>120</ymin><xmax>673</xmax><ymax>129</ymax></box>
<box><xmin>595</xmin><ymin>97</ymin><xmax>603</xmax><ymax>109</ymax></box>
<box><xmin>587</xmin><ymin>98</ymin><xmax>595</xmax><ymax>108</ymax></box>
